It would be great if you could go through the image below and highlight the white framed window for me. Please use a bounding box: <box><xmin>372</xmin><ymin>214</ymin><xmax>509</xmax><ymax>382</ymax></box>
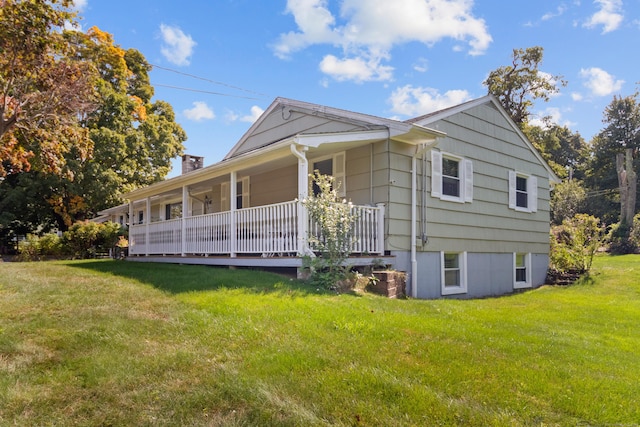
<box><xmin>509</xmin><ymin>171</ymin><xmax>537</xmax><ymax>213</ymax></box>
<box><xmin>431</xmin><ymin>150</ymin><xmax>473</xmax><ymax>203</ymax></box>
<box><xmin>441</xmin><ymin>251</ymin><xmax>468</xmax><ymax>295</ymax></box>
<box><xmin>221</xmin><ymin>177</ymin><xmax>250</xmax><ymax>211</ymax></box>
<box><xmin>311</xmin><ymin>152</ymin><xmax>346</xmax><ymax>197</ymax></box>
<box><xmin>164</xmin><ymin>202</ymin><xmax>182</xmax><ymax>220</ymax></box>
<box><xmin>514</xmin><ymin>252</ymin><xmax>532</xmax><ymax>289</ymax></box>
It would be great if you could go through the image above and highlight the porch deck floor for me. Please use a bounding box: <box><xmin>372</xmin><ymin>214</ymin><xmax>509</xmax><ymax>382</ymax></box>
<box><xmin>126</xmin><ymin>254</ymin><xmax>395</xmax><ymax>269</ymax></box>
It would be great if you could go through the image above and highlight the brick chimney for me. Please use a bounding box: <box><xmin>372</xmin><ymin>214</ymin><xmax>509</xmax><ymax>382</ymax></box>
<box><xmin>182</xmin><ymin>154</ymin><xmax>204</xmax><ymax>174</ymax></box>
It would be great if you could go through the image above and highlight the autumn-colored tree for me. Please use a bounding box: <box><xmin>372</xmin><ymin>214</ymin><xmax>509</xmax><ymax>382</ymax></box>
<box><xmin>0</xmin><ymin>25</ymin><xmax>186</xmax><ymax>236</ymax></box>
<box><xmin>70</xmin><ymin>27</ymin><xmax>186</xmax><ymax>215</ymax></box>
<box><xmin>484</xmin><ymin>47</ymin><xmax>566</xmax><ymax>126</ymax></box>
<box><xmin>0</xmin><ymin>0</ymin><xmax>97</xmax><ymax>176</ymax></box>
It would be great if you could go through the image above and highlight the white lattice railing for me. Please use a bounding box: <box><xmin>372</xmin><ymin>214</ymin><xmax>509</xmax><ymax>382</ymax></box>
<box><xmin>128</xmin><ymin>200</ymin><xmax>384</xmax><ymax>257</ymax></box>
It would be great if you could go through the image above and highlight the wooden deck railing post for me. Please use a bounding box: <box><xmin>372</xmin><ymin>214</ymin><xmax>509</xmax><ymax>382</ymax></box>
<box><xmin>181</xmin><ymin>186</ymin><xmax>188</xmax><ymax>257</ymax></box>
<box><xmin>230</xmin><ymin>171</ymin><xmax>237</xmax><ymax>258</ymax></box>
<box><xmin>376</xmin><ymin>203</ymin><xmax>385</xmax><ymax>255</ymax></box>
<box><xmin>145</xmin><ymin>197</ymin><xmax>151</xmax><ymax>256</ymax></box>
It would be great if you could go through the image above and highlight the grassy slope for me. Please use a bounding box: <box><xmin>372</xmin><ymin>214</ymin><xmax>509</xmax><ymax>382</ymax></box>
<box><xmin>0</xmin><ymin>256</ymin><xmax>638</xmax><ymax>426</ymax></box>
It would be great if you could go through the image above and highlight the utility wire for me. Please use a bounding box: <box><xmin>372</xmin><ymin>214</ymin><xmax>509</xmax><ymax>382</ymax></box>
<box><xmin>150</xmin><ymin>63</ymin><xmax>269</xmax><ymax>98</ymax></box>
<box><xmin>153</xmin><ymin>84</ymin><xmax>264</xmax><ymax>101</ymax></box>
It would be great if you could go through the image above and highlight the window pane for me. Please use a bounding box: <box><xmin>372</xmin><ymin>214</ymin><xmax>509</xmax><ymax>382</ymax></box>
<box><xmin>443</xmin><ymin>176</ymin><xmax>460</xmax><ymax>197</ymax></box>
<box><xmin>516</xmin><ymin>267</ymin><xmax>527</xmax><ymax>282</ymax></box>
<box><xmin>516</xmin><ymin>191</ymin><xmax>528</xmax><ymax>208</ymax></box>
<box><xmin>312</xmin><ymin>158</ymin><xmax>333</xmax><ymax>196</ymax></box>
<box><xmin>444</xmin><ymin>253</ymin><xmax>459</xmax><ymax>269</ymax></box>
<box><xmin>445</xmin><ymin>269</ymin><xmax>460</xmax><ymax>287</ymax></box>
<box><xmin>516</xmin><ymin>176</ymin><xmax>527</xmax><ymax>192</ymax></box>
<box><xmin>516</xmin><ymin>253</ymin><xmax>525</xmax><ymax>267</ymax></box>
<box><xmin>442</xmin><ymin>158</ymin><xmax>459</xmax><ymax>178</ymax></box>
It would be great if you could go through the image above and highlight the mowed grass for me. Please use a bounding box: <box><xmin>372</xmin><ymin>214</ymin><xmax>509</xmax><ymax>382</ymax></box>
<box><xmin>0</xmin><ymin>256</ymin><xmax>638</xmax><ymax>426</ymax></box>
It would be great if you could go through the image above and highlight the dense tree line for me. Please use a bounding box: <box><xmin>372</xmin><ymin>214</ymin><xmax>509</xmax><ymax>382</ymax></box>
<box><xmin>0</xmin><ymin>0</ymin><xmax>185</xmax><ymax>250</ymax></box>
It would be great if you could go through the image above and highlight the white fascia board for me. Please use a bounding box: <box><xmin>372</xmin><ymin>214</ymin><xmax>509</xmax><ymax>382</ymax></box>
<box><xmin>293</xmin><ymin>129</ymin><xmax>390</xmax><ymax>148</ymax></box>
<box><xmin>392</xmin><ymin>124</ymin><xmax>446</xmax><ymax>146</ymax></box>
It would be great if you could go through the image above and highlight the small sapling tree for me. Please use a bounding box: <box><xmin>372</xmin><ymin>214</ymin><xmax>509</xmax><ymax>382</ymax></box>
<box><xmin>302</xmin><ymin>172</ymin><xmax>357</xmax><ymax>289</ymax></box>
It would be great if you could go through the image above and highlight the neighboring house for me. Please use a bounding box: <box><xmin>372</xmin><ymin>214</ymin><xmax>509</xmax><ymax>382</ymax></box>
<box><xmin>98</xmin><ymin>95</ymin><xmax>559</xmax><ymax>299</ymax></box>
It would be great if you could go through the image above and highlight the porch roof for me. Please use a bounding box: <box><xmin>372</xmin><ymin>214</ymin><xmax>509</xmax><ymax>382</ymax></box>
<box><xmin>124</xmin><ymin>125</ymin><xmax>444</xmax><ymax>202</ymax></box>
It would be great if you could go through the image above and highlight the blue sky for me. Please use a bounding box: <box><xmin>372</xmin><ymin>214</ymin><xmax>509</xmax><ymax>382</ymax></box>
<box><xmin>73</xmin><ymin>0</ymin><xmax>639</xmax><ymax>177</ymax></box>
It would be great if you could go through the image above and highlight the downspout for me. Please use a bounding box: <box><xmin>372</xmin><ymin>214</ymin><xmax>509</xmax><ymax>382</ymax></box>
<box><xmin>290</xmin><ymin>143</ymin><xmax>313</xmax><ymax>257</ymax></box>
<box><xmin>411</xmin><ymin>140</ymin><xmax>438</xmax><ymax>298</ymax></box>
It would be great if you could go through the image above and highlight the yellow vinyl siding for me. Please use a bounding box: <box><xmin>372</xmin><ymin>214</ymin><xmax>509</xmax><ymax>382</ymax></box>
<box><xmin>250</xmin><ymin>165</ymin><xmax>297</xmax><ymax>207</ymax></box>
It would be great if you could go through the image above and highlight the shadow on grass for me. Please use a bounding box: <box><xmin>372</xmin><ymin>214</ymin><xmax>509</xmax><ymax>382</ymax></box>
<box><xmin>64</xmin><ymin>259</ymin><xmax>323</xmax><ymax>296</ymax></box>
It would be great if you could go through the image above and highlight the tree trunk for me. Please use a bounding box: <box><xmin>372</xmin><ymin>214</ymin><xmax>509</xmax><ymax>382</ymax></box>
<box><xmin>616</xmin><ymin>149</ymin><xmax>637</xmax><ymax>227</ymax></box>
<box><xmin>625</xmin><ymin>148</ymin><xmax>636</xmax><ymax>225</ymax></box>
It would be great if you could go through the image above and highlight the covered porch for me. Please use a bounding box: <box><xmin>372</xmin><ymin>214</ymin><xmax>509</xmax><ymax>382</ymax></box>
<box><xmin>117</xmin><ymin>127</ymin><xmax>400</xmax><ymax>268</ymax></box>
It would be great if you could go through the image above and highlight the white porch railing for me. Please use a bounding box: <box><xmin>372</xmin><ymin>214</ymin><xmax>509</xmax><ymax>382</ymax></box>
<box><xmin>128</xmin><ymin>200</ymin><xmax>384</xmax><ymax>257</ymax></box>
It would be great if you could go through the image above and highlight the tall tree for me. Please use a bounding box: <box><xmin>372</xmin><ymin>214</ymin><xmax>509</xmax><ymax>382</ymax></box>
<box><xmin>0</xmin><ymin>0</ymin><xmax>97</xmax><ymax>176</ymax></box>
<box><xmin>585</xmin><ymin>94</ymin><xmax>640</xmax><ymax>225</ymax></box>
<box><xmin>45</xmin><ymin>27</ymin><xmax>186</xmax><ymax>227</ymax></box>
<box><xmin>523</xmin><ymin>123</ymin><xmax>588</xmax><ymax>180</ymax></box>
<box><xmin>484</xmin><ymin>47</ymin><xmax>566</xmax><ymax>126</ymax></box>
<box><xmin>0</xmin><ymin>25</ymin><xmax>186</xmax><ymax>235</ymax></box>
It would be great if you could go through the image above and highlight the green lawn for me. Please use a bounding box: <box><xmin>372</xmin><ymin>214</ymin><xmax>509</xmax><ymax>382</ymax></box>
<box><xmin>0</xmin><ymin>256</ymin><xmax>638</xmax><ymax>426</ymax></box>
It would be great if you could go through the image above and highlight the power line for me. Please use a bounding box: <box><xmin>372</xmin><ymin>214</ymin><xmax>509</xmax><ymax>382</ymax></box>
<box><xmin>153</xmin><ymin>84</ymin><xmax>264</xmax><ymax>101</ymax></box>
<box><xmin>149</xmin><ymin>63</ymin><xmax>269</xmax><ymax>98</ymax></box>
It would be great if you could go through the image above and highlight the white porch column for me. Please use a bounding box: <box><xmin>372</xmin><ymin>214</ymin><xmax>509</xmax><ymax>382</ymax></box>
<box><xmin>145</xmin><ymin>197</ymin><xmax>151</xmax><ymax>256</ymax></box>
<box><xmin>376</xmin><ymin>203</ymin><xmax>385</xmax><ymax>256</ymax></box>
<box><xmin>290</xmin><ymin>144</ymin><xmax>309</xmax><ymax>255</ymax></box>
<box><xmin>128</xmin><ymin>200</ymin><xmax>134</xmax><ymax>229</ymax></box>
<box><xmin>181</xmin><ymin>185</ymin><xmax>189</xmax><ymax>257</ymax></box>
<box><xmin>230</xmin><ymin>171</ymin><xmax>237</xmax><ymax>258</ymax></box>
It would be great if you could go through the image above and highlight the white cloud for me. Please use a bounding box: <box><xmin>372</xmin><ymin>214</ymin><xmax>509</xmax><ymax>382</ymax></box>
<box><xmin>529</xmin><ymin>107</ymin><xmax>575</xmax><ymax>129</ymax></box>
<box><xmin>388</xmin><ymin>85</ymin><xmax>472</xmax><ymax>117</ymax></box>
<box><xmin>571</xmin><ymin>92</ymin><xmax>584</xmax><ymax>101</ymax></box>
<box><xmin>583</xmin><ymin>0</ymin><xmax>623</xmax><ymax>33</ymax></box>
<box><xmin>542</xmin><ymin>5</ymin><xmax>568</xmax><ymax>21</ymax></box>
<box><xmin>240</xmin><ymin>106</ymin><xmax>265</xmax><ymax>123</ymax></box>
<box><xmin>72</xmin><ymin>0</ymin><xmax>88</xmax><ymax>11</ymax></box>
<box><xmin>160</xmin><ymin>24</ymin><xmax>196</xmax><ymax>66</ymax></box>
<box><xmin>319</xmin><ymin>53</ymin><xmax>393</xmax><ymax>82</ymax></box>
<box><xmin>413</xmin><ymin>58</ymin><xmax>429</xmax><ymax>73</ymax></box>
<box><xmin>183</xmin><ymin>102</ymin><xmax>215</xmax><ymax>121</ymax></box>
<box><xmin>224</xmin><ymin>110</ymin><xmax>239</xmax><ymax>122</ymax></box>
<box><xmin>579</xmin><ymin>67</ymin><xmax>624</xmax><ymax>96</ymax></box>
<box><xmin>273</xmin><ymin>0</ymin><xmax>492</xmax><ymax>82</ymax></box>
<box><xmin>225</xmin><ymin>106</ymin><xmax>265</xmax><ymax>123</ymax></box>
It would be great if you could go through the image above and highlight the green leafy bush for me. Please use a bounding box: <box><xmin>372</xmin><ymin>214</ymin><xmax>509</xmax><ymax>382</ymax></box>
<box><xmin>627</xmin><ymin>213</ymin><xmax>640</xmax><ymax>252</ymax></box>
<box><xmin>39</xmin><ymin>233</ymin><xmax>63</xmax><ymax>257</ymax></box>
<box><xmin>16</xmin><ymin>233</ymin><xmax>62</xmax><ymax>261</ymax></box>
<box><xmin>62</xmin><ymin>221</ymin><xmax>126</xmax><ymax>259</ymax></box>
<box><xmin>550</xmin><ymin>214</ymin><xmax>603</xmax><ymax>274</ymax></box>
<box><xmin>17</xmin><ymin>234</ymin><xmax>41</xmax><ymax>261</ymax></box>
<box><xmin>606</xmin><ymin>221</ymin><xmax>637</xmax><ymax>254</ymax></box>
